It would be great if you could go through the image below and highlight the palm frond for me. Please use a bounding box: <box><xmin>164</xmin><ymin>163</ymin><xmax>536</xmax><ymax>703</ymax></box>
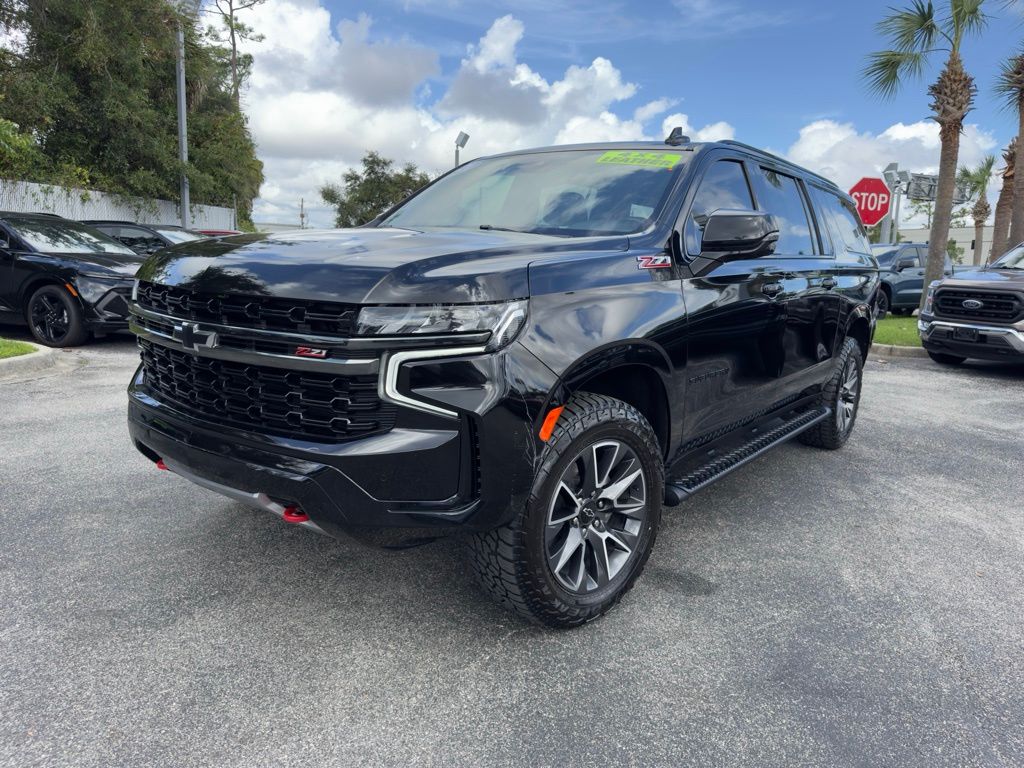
<box><xmin>864</xmin><ymin>49</ymin><xmax>927</xmax><ymax>97</ymax></box>
<box><xmin>949</xmin><ymin>0</ymin><xmax>989</xmax><ymax>45</ymax></box>
<box><xmin>995</xmin><ymin>51</ymin><xmax>1024</xmax><ymax>111</ymax></box>
<box><xmin>877</xmin><ymin>0</ymin><xmax>939</xmax><ymax>52</ymax></box>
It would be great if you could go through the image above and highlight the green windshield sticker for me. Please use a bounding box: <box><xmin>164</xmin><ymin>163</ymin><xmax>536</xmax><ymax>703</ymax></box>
<box><xmin>596</xmin><ymin>150</ymin><xmax>682</xmax><ymax>169</ymax></box>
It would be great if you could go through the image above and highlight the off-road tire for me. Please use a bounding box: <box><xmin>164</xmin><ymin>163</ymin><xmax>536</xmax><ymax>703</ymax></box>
<box><xmin>799</xmin><ymin>336</ymin><xmax>863</xmax><ymax>450</ymax></box>
<box><xmin>927</xmin><ymin>351</ymin><xmax>966</xmax><ymax>365</ymax></box>
<box><xmin>26</xmin><ymin>284</ymin><xmax>89</xmax><ymax>348</ymax></box>
<box><xmin>467</xmin><ymin>393</ymin><xmax>663</xmax><ymax>628</ymax></box>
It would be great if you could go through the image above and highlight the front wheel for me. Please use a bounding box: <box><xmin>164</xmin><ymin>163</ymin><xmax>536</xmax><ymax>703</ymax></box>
<box><xmin>876</xmin><ymin>290</ymin><xmax>890</xmax><ymax>320</ymax></box>
<box><xmin>26</xmin><ymin>284</ymin><xmax>89</xmax><ymax>347</ymax></box>
<box><xmin>467</xmin><ymin>393</ymin><xmax>663</xmax><ymax>628</ymax></box>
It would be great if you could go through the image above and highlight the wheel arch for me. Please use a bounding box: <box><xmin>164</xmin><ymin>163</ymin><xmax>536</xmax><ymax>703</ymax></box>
<box><xmin>546</xmin><ymin>340</ymin><xmax>673</xmax><ymax>459</ymax></box>
<box><xmin>844</xmin><ymin>305</ymin><xmax>873</xmax><ymax>361</ymax></box>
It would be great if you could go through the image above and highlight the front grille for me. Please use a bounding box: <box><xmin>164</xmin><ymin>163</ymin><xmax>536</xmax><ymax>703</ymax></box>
<box><xmin>136</xmin><ymin>281</ymin><xmax>359</xmax><ymax>336</ymax></box>
<box><xmin>138</xmin><ymin>338</ymin><xmax>395</xmax><ymax>441</ymax></box>
<box><xmin>934</xmin><ymin>288</ymin><xmax>1023</xmax><ymax>323</ymax></box>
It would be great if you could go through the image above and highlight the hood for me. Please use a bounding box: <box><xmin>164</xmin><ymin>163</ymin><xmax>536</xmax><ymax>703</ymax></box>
<box><xmin>41</xmin><ymin>250</ymin><xmax>147</xmax><ymax>277</ymax></box>
<box><xmin>136</xmin><ymin>227</ymin><xmax>628</xmax><ymax>304</ymax></box>
<box><xmin>943</xmin><ymin>268</ymin><xmax>1024</xmax><ymax>286</ymax></box>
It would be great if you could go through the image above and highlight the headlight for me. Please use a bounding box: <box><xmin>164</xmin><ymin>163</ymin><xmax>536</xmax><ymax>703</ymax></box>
<box><xmin>922</xmin><ymin>280</ymin><xmax>940</xmax><ymax>315</ymax></box>
<box><xmin>73</xmin><ymin>275</ymin><xmax>132</xmax><ymax>304</ymax></box>
<box><xmin>357</xmin><ymin>300</ymin><xmax>527</xmax><ymax>350</ymax></box>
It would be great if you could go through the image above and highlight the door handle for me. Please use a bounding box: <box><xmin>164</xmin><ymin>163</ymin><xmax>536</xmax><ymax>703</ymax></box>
<box><xmin>821</xmin><ymin>277</ymin><xmax>838</xmax><ymax>290</ymax></box>
<box><xmin>762</xmin><ymin>282</ymin><xmax>783</xmax><ymax>297</ymax></box>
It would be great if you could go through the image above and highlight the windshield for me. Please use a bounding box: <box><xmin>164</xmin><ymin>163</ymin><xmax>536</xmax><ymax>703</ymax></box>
<box><xmin>154</xmin><ymin>228</ymin><xmax>207</xmax><ymax>244</ymax></box>
<box><xmin>6</xmin><ymin>217</ymin><xmax>136</xmax><ymax>255</ymax></box>
<box><xmin>870</xmin><ymin>246</ymin><xmax>898</xmax><ymax>266</ymax></box>
<box><xmin>991</xmin><ymin>244</ymin><xmax>1024</xmax><ymax>269</ymax></box>
<box><xmin>381</xmin><ymin>149</ymin><xmax>690</xmax><ymax>237</ymax></box>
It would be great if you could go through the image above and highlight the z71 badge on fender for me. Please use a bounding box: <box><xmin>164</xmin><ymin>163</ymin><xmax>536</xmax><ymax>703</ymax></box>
<box><xmin>636</xmin><ymin>254</ymin><xmax>672</xmax><ymax>269</ymax></box>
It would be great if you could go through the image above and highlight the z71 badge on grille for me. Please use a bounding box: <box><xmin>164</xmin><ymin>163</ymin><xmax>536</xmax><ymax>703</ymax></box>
<box><xmin>636</xmin><ymin>254</ymin><xmax>672</xmax><ymax>269</ymax></box>
<box><xmin>295</xmin><ymin>346</ymin><xmax>328</xmax><ymax>358</ymax></box>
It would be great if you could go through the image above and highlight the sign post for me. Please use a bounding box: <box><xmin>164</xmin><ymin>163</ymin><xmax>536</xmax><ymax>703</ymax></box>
<box><xmin>849</xmin><ymin>177</ymin><xmax>891</xmax><ymax>228</ymax></box>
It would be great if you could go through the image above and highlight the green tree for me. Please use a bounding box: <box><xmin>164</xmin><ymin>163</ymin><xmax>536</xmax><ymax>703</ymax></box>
<box><xmin>209</xmin><ymin>0</ymin><xmax>266</xmax><ymax>106</ymax></box>
<box><xmin>956</xmin><ymin>154</ymin><xmax>995</xmax><ymax>264</ymax></box>
<box><xmin>865</xmin><ymin>0</ymin><xmax>987</xmax><ymax>308</ymax></box>
<box><xmin>0</xmin><ymin>0</ymin><xmax>263</xmax><ymax>224</ymax></box>
<box><xmin>989</xmin><ymin>139</ymin><xmax>1016</xmax><ymax>261</ymax></box>
<box><xmin>995</xmin><ymin>51</ymin><xmax>1024</xmax><ymax>247</ymax></box>
<box><xmin>321</xmin><ymin>152</ymin><xmax>431</xmax><ymax>228</ymax></box>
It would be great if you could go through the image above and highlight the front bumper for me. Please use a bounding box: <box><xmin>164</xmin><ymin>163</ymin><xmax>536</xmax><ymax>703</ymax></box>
<box><xmin>127</xmin><ymin>340</ymin><xmax>557</xmax><ymax>546</ymax></box>
<box><xmin>918</xmin><ymin>317</ymin><xmax>1024</xmax><ymax>361</ymax></box>
<box><xmin>78</xmin><ymin>279</ymin><xmax>134</xmax><ymax>331</ymax></box>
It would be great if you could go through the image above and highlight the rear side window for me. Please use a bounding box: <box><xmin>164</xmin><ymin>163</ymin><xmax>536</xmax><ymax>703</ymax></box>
<box><xmin>684</xmin><ymin>159</ymin><xmax>754</xmax><ymax>254</ymax></box>
<box><xmin>752</xmin><ymin>167</ymin><xmax>815</xmax><ymax>256</ymax></box>
<box><xmin>811</xmin><ymin>186</ymin><xmax>871</xmax><ymax>260</ymax></box>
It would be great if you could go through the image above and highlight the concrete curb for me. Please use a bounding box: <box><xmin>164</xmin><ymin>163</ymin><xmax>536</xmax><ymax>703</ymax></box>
<box><xmin>870</xmin><ymin>343</ymin><xmax>929</xmax><ymax>360</ymax></box>
<box><xmin>0</xmin><ymin>341</ymin><xmax>60</xmax><ymax>379</ymax></box>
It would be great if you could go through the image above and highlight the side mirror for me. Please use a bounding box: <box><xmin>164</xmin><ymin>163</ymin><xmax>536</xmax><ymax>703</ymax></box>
<box><xmin>700</xmin><ymin>210</ymin><xmax>780</xmax><ymax>260</ymax></box>
<box><xmin>896</xmin><ymin>258</ymin><xmax>916</xmax><ymax>271</ymax></box>
<box><xmin>0</xmin><ymin>232</ymin><xmax>9</xmax><ymax>250</ymax></box>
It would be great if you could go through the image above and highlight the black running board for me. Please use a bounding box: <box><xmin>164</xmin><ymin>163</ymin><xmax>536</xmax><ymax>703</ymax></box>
<box><xmin>663</xmin><ymin>406</ymin><xmax>831</xmax><ymax>506</ymax></box>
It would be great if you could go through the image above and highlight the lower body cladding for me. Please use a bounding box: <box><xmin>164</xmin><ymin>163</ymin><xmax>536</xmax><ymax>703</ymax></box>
<box><xmin>918</xmin><ymin>317</ymin><xmax>1024</xmax><ymax>362</ymax></box>
<box><xmin>127</xmin><ymin>340</ymin><xmax>557</xmax><ymax>547</ymax></box>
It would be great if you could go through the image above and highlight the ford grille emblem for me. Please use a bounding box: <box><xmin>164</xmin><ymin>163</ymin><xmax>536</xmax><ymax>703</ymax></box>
<box><xmin>961</xmin><ymin>298</ymin><xmax>985</xmax><ymax>310</ymax></box>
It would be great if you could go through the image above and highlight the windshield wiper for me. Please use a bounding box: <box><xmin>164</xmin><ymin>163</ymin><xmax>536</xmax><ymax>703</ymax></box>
<box><xmin>479</xmin><ymin>224</ymin><xmax>534</xmax><ymax>233</ymax></box>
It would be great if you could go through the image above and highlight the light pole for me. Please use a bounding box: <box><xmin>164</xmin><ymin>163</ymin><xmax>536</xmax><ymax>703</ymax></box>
<box><xmin>454</xmin><ymin>131</ymin><xmax>470</xmax><ymax>168</ymax></box>
<box><xmin>175</xmin><ymin>16</ymin><xmax>190</xmax><ymax>229</ymax></box>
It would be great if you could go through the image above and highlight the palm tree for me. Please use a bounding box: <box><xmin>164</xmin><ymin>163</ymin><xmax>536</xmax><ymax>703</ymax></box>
<box><xmin>996</xmin><ymin>52</ymin><xmax>1024</xmax><ymax>248</ymax></box>
<box><xmin>956</xmin><ymin>155</ymin><xmax>995</xmax><ymax>264</ymax></box>
<box><xmin>989</xmin><ymin>139</ymin><xmax>1016</xmax><ymax>261</ymax></box>
<box><xmin>865</xmin><ymin>0</ymin><xmax>986</xmax><ymax>307</ymax></box>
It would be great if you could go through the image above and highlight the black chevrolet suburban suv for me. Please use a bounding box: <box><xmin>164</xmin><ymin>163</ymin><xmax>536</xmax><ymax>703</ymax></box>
<box><xmin>127</xmin><ymin>137</ymin><xmax>878</xmax><ymax>627</ymax></box>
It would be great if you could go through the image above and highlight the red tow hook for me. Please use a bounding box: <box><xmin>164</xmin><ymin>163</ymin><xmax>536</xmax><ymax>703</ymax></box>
<box><xmin>281</xmin><ymin>505</ymin><xmax>310</xmax><ymax>524</ymax></box>
<box><xmin>155</xmin><ymin>459</ymin><xmax>169</xmax><ymax>471</ymax></box>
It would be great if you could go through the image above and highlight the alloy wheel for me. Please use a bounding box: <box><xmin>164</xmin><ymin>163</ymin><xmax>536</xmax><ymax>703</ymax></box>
<box><xmin>30</xmin><ymin>294</ymin><xmax>70</xmax><ymax>344</ymax></box>
<box><xmin>545</xmin><ymin>439</ymin><xmax>648</xmax><ymax>594</ymax></box>
<box><xmin>837</xmin><ymin>356</ymin><xmax>860</xmax><ymax>435</ymax></box>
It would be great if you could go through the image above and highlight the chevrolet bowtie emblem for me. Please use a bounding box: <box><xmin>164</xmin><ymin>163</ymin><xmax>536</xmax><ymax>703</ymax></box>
<box><xmin>173</xmin><ymin>321</ymin><xmax>217</xmax><ymax>353</ymax></box>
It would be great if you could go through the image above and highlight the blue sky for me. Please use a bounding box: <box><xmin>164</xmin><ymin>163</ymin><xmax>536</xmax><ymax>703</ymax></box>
<box><xmin>238</xmin><ymin>0</ymin><xmax>1023</xmax><ymax>226</ymax></box>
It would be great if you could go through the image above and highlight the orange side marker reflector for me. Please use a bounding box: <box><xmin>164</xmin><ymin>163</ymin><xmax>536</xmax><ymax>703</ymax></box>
<box><xmin>64</xmin><ymin>282</ymin><xmax>79</xmax><ymax>297</ymax></box>
<box><xmin>539</xmin><ymin>406</ymin><xmax>564</xmax><ymax>442</ymax></box>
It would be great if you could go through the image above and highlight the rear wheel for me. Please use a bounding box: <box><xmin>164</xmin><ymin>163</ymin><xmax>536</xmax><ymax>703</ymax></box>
<box><xmin>467</xmin><ymin>393</ymin><xmax>663</xmax><ymax>628</ymax></box>
<box><xmin>876</xmin><ymin>289</ymin><xmax>890</xmax><ymax>320</ymax></box>
<box><xmin>927</xmin><ymin>351</ymin><xmax>966</xmax><ymax>365</ymax></box>
<box><xmin>799</xmin><ymin>336</ymin><xmax>863</xmax><ymax>450</ymax></box>
<box><xmin>26</xmin><ymin>284</ymin><xmax>88</xmax><ymax>347</ymax></box>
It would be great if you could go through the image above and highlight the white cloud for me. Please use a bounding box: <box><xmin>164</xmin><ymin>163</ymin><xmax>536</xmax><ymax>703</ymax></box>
<box><xmin>237</xmin><ymin>4</ymin><xmax>737</xmax><ymax>226</ymax></box>
<box><xmin>783</xmin><ymin>119</ymin><xmax>1000</xmax><ymax>224</ymax></box>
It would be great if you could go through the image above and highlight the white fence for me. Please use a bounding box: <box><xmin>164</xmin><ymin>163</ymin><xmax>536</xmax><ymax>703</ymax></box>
<box><xmin>0</xmin><ymin>179</ymin><xmax>236</xmax><ymax>229</ymax></box>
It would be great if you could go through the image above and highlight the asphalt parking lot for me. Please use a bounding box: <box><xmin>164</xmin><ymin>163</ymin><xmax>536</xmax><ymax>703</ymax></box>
<box><xmin>1</xmin><ymin>332</ymin><xmax>1023</xmax><ymax>768</ymax></box>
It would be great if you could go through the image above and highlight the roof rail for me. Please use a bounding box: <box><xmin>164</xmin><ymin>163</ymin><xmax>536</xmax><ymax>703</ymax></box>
<box><xmin>719</xmin><ymin>140</ymin><xmax>839</xmax><ymax>190</ymax></box>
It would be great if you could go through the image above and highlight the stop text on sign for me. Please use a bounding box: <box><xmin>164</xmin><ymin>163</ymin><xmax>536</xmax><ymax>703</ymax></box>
<box><xmin>849</xmin><ymin>177</ymin><xmax>891</xmax><ymax>227</ymax></box>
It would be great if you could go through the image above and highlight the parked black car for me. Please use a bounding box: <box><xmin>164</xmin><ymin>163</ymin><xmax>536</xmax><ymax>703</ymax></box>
<box><xmin>0</xmin><ymin>212</ymin><xmax>143</xmax><ymax>346</ymax></box>
<box><xmin>919</xmin><ymin>243</ymin><xmax>1024</xmax><ymax>364</ymax></box>
<box><xmin>128</xmin><ymin>137</ymin><xmax>878</xmax><ymax>627</ymax></box>
<box><xmin>82</xmin><ymin>220</ymin><xmax>207</xmax><ymax>255</ymax></box>
<box><xmin>870</xmin><ymin>242</ymin><xmax>954</xmax><ymax>318</ymax></box>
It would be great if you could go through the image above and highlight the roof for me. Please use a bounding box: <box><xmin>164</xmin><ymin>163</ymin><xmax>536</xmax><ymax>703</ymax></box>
<box><xmin>81</xmin><ymin>219</ymin><xmax>184</xmax><ymax>229</ymax></box>
<box><xmin>0</xmin><ymin>211</ymin><xmax>66</xmax><ymax>220</ymax></box>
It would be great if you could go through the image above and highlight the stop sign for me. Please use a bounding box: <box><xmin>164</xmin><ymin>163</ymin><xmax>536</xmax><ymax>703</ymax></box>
<box><xmin>849</xmin><ymin>177</ymin><xmax>891</xmax><ymax>227</ymax></box>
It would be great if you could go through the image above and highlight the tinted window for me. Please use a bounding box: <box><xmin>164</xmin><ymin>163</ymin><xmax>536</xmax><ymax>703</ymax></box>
<box><xmin>907</xmin><ymin>247</ymin><xmax>923</xmax><ymax>268</ymax></box>
<box><xmin>812</xmin><ymin>187</ymin><xmax>871</xmax><ymax>260</ymax></box>
<box><xmin>684</xmin><ymin>159</ymin><xmax>754</xmax><ymax>254</ymax></box>
<box><xmin>4</xmin><ymin>217</ymin><xmax>135</xmax><ymax>255</ymax></box>
<box><xmin>383</xmin><ymin>149</ymin><xmax>690</xmax><ymax>238</ymax></box>
<box><xmin>752</xmin><ymin>168</ymin><xmax>814</xmax><ymax>255</ymax></box>
<box><xmin>872</xmin><ymin>248</ymin><xmax>898</xmax><ymax>266</ymax></box>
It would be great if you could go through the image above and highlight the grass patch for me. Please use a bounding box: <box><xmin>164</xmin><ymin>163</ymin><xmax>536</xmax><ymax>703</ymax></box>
<box><xmin>874</xmin><ymin>316</ymin><xmax>922</xmax><ymax>347</ymax></box>
<box><xmin>0</xmin><ymin>338</ymin><xmax>36</xmax><ymax>360</ymax></box>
